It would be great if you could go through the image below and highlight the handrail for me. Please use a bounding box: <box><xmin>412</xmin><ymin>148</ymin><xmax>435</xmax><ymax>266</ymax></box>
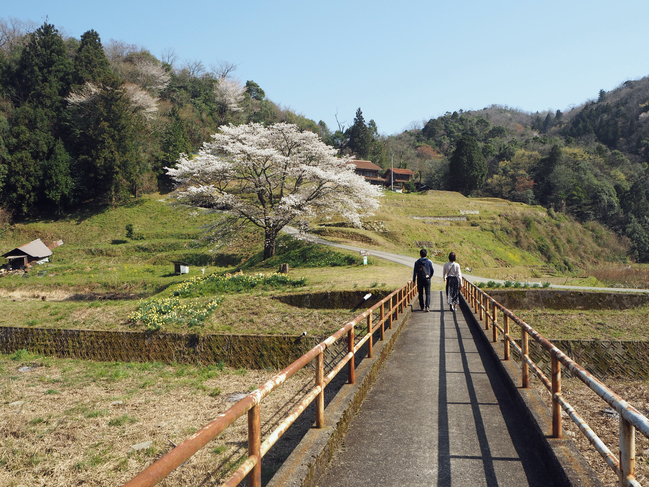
<box><xmin>123</xmin><ymin>280</ymin><xmax>416</xmax><ymax>487</ymax></box>
<box><xmin>462</xmin><ymin>280</ymin><xmax>647</xmax><ymax>487</ymax></box>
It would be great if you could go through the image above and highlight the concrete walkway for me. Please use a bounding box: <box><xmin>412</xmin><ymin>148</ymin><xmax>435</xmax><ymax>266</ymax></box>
<box><xmin>282</xmin><ymin>225</ymin><xmax>649</xmax><ymax>293</ymax></box>
<box><xmin>315</xmin><ymin>291</ymin><xmax>557</xmax><ymax>487</ymax></box>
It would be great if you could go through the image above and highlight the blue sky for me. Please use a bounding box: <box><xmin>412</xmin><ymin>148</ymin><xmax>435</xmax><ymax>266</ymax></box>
<box><xmin>5</xmin><ymin>0</ymin><xmax>649</xmax><ymax>135</ymax></box>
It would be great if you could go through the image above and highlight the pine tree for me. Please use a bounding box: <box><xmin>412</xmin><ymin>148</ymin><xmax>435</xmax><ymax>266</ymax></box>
<box><xmin>69</xmin><ymin>77</ymin><xmax>141</xmax><ymax>204</ymax></box>
<box><xmin>4</xmin><ymin>23</ymin><xmax>74</xmax><ymax>215</ymax></box>
<box><xmin>73</xmin><ymin>30</ymin><xmax>112</xmax><ymax>86</ymax></box>
<box><xmin>155</xmin><ymin>110</ymin><xmax>192</xmax><ymax>191</ymax></box>
<box><xmin>346</xmin><ymin>108</ymin><xmax>372</xmax><ymax>159</ymax></box>
<box><xmin>42</xmin><ymin>139</ymin><xmax>73</xmax><ymax>214</ymax></box>
<box><xmin>448</xmin><ymin>135</ymin><xmax>486</xmax><ymax>194</ymax></box>
<box><xmin>12</xmin><ymin>23</ymin><xmax>72</xmax><ymax>112</ymax></box>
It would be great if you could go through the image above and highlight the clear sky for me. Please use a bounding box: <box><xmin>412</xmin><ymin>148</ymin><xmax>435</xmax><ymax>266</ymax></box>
<box><xmin>4</xmin><ymin>0</ymin><xmax>649</xmax><ymax>135</ymax></box>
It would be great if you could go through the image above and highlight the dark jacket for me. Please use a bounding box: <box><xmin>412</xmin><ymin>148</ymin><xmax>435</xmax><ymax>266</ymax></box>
<box><xmin>413</xmin><ymin>257</ymin><xmax>434</xmax><ymax>282</ymax></box>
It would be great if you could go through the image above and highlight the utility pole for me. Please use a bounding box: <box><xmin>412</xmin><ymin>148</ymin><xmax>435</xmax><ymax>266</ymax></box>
<box><xmin>391</xmin><ymin>153</ymin><xmax>394</xmax><ymax>192</ymax></box>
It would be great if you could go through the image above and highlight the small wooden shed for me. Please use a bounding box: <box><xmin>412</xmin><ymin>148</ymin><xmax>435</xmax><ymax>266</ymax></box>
<box><xmin>2</xmin><ymin>239</ymin><xmax>54</xmax><ymax>270</ymax></box>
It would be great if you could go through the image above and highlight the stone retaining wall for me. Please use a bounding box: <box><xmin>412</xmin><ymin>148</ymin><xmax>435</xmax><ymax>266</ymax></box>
<box><xmin>0</xmin><ymin>327</ymin><xmax>320</xmax><ymax>369</ymax></box>
<box><xmin>521</xmin><ymin>339</ymin><xmax>649</xmax><ymax>380</ymax></box>
<box><xmin>488</xmin><ymin>289</ymin><xmax>649</xmax><ymax>310</ymax></box>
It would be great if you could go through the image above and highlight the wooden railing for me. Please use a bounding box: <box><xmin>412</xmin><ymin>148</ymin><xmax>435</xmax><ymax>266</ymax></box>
<box><xmin>123</xmin><ymin>281</ymin><xmax>416</xmax><ymax>487</ymax></box>
<box><xmin>463</xmin><ymin>280</ymin><xmax>649</xmax><ymax>487</ymax></box>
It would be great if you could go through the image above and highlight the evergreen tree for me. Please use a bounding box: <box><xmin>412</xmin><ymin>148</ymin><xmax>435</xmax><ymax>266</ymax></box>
<box><xmin>448</xmin><ymin>135</ymin><xmax>486</xmax><ymax>194</ymax></box>
<box><xmin>3</xmin><ymin>23</ymin><xmax>74</xmax><ymax>215</ymax></box>
<box><xmin>42</xmin><ymin>139</ymin><xmax>73</xmax><ymax>214</ymax></box>
<box><xmin>155</xmin><ymin>109</ymin><xmax>192</xmax><ymax>191</ymax></box>
<box><xmin>12</xmin><ymin>23</ymin><xmax>72</xmax><ymax>112</ymax></box>
<box><xmin>69</xmin><ymin>78</ymin><xmax>141</xmax><ymax>204</ymax></box>
<box><xmin>534</xmin><ymin>144</ymin><xmax>562</xmax><ymax>204</ymax></box>
<box><xmin>346</xmin><ymin>108</ymin><xmax>372</xmax><ymax>159</ymax></box>
<box><xmin>72</xmin><ymin>29</ymin><xmax>112</xmax><ymax>86</ymax></box>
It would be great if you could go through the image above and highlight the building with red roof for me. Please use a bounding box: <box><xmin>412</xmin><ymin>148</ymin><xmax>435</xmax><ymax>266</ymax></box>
<box><xmin>346</xmin><ymin>160</ymin><xmax>386</xmax><ymax>185</ymax></box>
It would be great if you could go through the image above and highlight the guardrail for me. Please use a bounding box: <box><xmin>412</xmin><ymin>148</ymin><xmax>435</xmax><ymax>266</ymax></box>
<box><xmin>123</xmin><ymin>281</ymin><xmax>416</xmax><ymax>487</ymax></box>
<box><xmin>462</xmin><ymin>280</ymin><xmax>649</xmax><ymax>487</ymax></box>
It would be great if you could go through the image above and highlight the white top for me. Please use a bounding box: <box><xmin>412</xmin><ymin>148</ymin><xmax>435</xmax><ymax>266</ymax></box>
<box><xmin>443</xmin><ymin>261</ymin><xmax>462</xmax><ymax>280</ymax></box>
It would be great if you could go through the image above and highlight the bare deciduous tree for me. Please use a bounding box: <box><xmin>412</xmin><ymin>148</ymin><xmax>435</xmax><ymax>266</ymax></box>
<box><xmin>211</xmin><ymin>60</ymin><xmax>238</xmax><ymax>80</ymax></box>
<box><xmin>160</xmin><ymin>47</ymin><xmax>177</xmax><ymax>68</ymax></box>
<box><xmin>181</xmin><ymin>59</ymin><xmax>206</xmax><ymax>78</ymax></box>
<box><xmin>0</xmin><ymin>17</ymin><xmax>34</xmax><ymax>57</ymax></box>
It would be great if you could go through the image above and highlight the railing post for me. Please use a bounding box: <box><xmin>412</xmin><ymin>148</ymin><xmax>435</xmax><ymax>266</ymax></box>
<box><xmin>380</xmin><ymin>302</ymin><xmax>385</xmax><ymax>341</ymax></box>
<box><xmin>348</xmin><ymin>326</ymin><xmax>355</xmax><ymax>384</ymax></box>
<box><xmin>367</xmin><ymin>312</ymin><xmax>373</xmax><ymax>359</ymax></box>
<box><xmin>248</xmin><ymin>404</ymin><xmax>261</xmax><ymax>487</ymax></box>
<box><xmin>503</xmin><ymin>314</ymin><xmax>510</xmax><ymax>360</ymax></box>
<box><xmin>388</xmin><ymin>295</ymin><xmax>393</xmax><ymax>329</ymax></box>
<box><xmin>484</xmin><ymin>296</ymin><xmax>489</xmax><ymax>329</ymax></box>
<box><xmin>394</xmin><ymin>291</ymin><xmax>401</xmax><ymax>320</ymax></box>
<box><xmin>492</xmin><ymin>304</ymin><xmax>498</xmax><ymax>343</ymax></box>
<box><xmin>522</xmin><ymin>327</ymin><xmax>529</xmax><ymax>388</ymax></box>
<box><xmin>620</xmin><ymin>416</ymin><xmax>636</xmax><ymax>486</ymax></box>
<box><xmin>473</xmin><ymin>287</ymin><xmax>478</xmax><ymax>313</ymax></box>
<box><xmin>316</xmin><ymin>351</ymin><xmax>324</xmax><ymax>428</ymax></box>
<box><xmin>479</xmin><ymin>294</ymin><xmax>484</xmax><ymax>321</ymax></box>
<box><xmin>551</xmin><ymin>354</ymin><xmax>562</xmax><ymax>438</ymax></box>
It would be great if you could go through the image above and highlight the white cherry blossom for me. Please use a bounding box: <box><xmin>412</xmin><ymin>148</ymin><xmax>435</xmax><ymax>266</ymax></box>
<box><xmin>167</xmin><ymin>122</ymin><xmax>382</xmax><ymax>259</ymax></box>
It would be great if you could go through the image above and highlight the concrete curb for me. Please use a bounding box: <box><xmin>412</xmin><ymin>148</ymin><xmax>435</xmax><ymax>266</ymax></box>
<box><xmin>267</xmin><ymin>300</ymin><xmax>414</xmax><ymax>487</ymax></box>
<box><xmin>460</xmin><ymin>296</ymin><xmax>604</xmax><ymax>487</ymax></box>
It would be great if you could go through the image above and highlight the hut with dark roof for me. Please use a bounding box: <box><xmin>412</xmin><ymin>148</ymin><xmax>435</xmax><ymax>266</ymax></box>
<box><xmin>2</xmin><ymin>239</ymin><xmax>54</xmax><ymax>270</ymax></box>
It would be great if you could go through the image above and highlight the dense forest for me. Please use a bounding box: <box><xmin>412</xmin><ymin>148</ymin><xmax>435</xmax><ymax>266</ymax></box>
<box><xmin>375</xmin><ymin>80</ymin><xmax>649</xmax><ymax>263</ymax></box>
<box><xmin>3</xmin><ymin>19</ymin><xmax>649</xmax><ymax>262</ymax></box>
<box><xmin>0</xmin><ymin>20</ymin><xmax>325</xmax><ymax>218</ymax></box>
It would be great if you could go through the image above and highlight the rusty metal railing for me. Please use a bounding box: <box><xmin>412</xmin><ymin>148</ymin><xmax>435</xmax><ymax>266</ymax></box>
<box><xmin>462</xmin><ymin>280</ymin><xmax>648</xmax><ymax>487</ymax></box>
<box><xmin>123</xmin><ymin>281</ymin><xmax>416</xmax><ymax>487</ymax></box>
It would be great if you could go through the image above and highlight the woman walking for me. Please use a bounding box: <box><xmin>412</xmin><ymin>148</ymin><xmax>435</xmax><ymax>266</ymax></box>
<box><xmin>443</xmin><ymin>252</ymin><xmax>463</xmax><ymax>311</ymax></box>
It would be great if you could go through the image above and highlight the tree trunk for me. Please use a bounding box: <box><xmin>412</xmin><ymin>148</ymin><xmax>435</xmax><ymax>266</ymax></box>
<box><xmin>263</xmin><ymin>228</ymin><xmax>277</xmax><ymax>260</ymax></box>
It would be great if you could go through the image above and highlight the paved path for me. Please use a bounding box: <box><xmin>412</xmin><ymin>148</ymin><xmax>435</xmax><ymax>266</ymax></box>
<box><xmin>316</xmin><ymin>291</ymin><xmax>556</xmax><ymax>487</ymax></box>
<box><xmin>283</xmin><ymin>226</ymin><xmax>649</xmax><ymax>293</ymax></box>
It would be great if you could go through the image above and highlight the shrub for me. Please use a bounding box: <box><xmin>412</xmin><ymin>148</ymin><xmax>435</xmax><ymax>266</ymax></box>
<box><xmin>246</xmin><ymin>236</ymin><xmax>363</xmax><ymax>268</ymax></box>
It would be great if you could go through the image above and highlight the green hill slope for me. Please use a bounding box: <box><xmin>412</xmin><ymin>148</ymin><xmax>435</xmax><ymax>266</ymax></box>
<box><xmin>0</xmin><ymin>190</ymin><xmax>634</xmax><ymax>336</ymax></box>
<box><xmin>311</xmin><ymin>190</ymin><xmax>627</xmax><ymax>280</ymax></box>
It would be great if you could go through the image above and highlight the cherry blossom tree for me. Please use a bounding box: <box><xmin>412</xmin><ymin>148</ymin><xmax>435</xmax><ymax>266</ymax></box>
<box><xmin>166</xmin><ymin>122</ymin><xmax>383</xmax><ymax>259</ymax></box>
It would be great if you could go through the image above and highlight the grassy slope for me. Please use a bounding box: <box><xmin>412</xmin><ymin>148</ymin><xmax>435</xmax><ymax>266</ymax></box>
<box><xmin>0</xmin><ymin>190</ymin><xmax>636</xmax><ymax>337</ymax></box>
<box><xmin>312</xmin><ymin>190</ymin><xmax>627</xmax><ymax>280</ymax></box>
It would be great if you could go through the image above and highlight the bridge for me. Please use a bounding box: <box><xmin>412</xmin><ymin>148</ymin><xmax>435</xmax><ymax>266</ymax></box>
<box><xmin>313</xmin><ymin>290</ymin><xmax>560</xmax><ymax>486</ymax></box>
<box><xmin>124</xmin><ymin>281</ymin><xmax>649</xmax><ymax>487</ymax></box>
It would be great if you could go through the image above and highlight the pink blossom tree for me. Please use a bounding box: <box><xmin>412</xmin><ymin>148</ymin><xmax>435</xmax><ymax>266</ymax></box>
<box><xmin>166</xmin><ymin>122</ymin><xmax>382</xmax><ymax>259</ymax></box>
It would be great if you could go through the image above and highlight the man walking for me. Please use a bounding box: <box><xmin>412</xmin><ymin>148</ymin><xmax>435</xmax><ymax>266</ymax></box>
<box><xmin>413</xmin><ymin>249</ymin><xmax>434</xmax><ymax>312</ymax></box>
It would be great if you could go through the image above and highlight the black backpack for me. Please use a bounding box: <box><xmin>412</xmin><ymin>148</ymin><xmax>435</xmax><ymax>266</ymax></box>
<box><xmin>416</xmin><ymin>258</ymin><xmax>430</xmax><ymax>281</ymax></box>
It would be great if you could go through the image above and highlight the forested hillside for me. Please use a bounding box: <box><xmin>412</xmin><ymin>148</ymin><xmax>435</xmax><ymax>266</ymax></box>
<box><xmin>3</xmin><ymin>18</ymin><xmax>649</xmax><ymax>265</ymax></box>
<box><xmin>0</xmin><ymin>20</ymin><xmax>323</xmax><ymax>218</ymax></box>
<box><xmin>367</xmin><ymin>78</ymin><xmax>649</xmax><ymax>263</ymax></box>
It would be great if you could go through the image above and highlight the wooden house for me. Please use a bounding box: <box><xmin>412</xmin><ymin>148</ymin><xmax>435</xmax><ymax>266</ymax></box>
<box><xmin>383</xmin><ymin>168</ymin><xmax>416</xmax><ymax>188</ymax></box>
<box><xmin>2</xmin><ymin>239</ymin><xmax>54</xmax><ymax>270</ymax></box>
<box><xmin>346</xmin><ymin>160</ymin><xmax>386</xmax><ymax>185</ymax></box>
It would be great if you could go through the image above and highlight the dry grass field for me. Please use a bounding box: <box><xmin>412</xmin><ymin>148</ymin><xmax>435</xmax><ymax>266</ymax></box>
<box><xmin>0</xmin><ymin>350</ymin><xmax>315</xmax><ymax>486</ymax></box>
